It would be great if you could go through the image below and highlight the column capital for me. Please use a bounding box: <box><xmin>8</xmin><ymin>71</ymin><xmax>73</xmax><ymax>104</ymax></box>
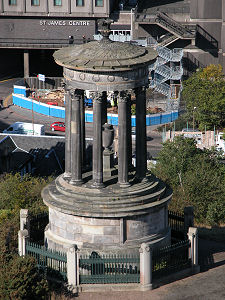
<box><xmin>118</xmin><ymin>91</ymin><xmax>129</xmax><ymax>103</ymax></box>
<box><xmin>92</xmin><ymin>92</ymin><xmax>103</xmax><ymax>104</ymax></box>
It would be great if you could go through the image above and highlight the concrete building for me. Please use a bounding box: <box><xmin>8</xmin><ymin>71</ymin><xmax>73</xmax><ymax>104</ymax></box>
<box><xmin>0</xmin><ymin>0</ymin><xmax>123</xmax><ymax>78</ymax></box>
<box><xmin>135</xmin><ymin>0</ymin><xmax>225</xmax><ymax>75</ymax></box>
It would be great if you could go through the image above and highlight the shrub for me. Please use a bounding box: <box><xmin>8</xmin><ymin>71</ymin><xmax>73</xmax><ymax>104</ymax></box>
<box><xmin>0</xmin><ymin>255</ymin><xmax>49</xmax><ymax>300</ymax></box>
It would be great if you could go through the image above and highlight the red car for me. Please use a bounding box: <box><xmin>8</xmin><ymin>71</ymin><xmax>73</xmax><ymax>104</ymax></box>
<box><xmin>50</xmin><ymin>122</ymin><xmax>65</xmax><ymax>132</ymax></box>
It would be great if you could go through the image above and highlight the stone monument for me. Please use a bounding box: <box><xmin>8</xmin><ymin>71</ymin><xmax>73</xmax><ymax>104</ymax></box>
<box><xmin>42</xmin><ymin>20</ymin><xmax>172</xmax><ymax>254</ymax></box>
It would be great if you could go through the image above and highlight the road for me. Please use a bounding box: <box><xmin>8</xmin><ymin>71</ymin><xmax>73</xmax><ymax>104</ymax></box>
<box><xmin>0</xmin><ymin>77</ymin><xmax>163</xmax><ymax>156</ymax></box>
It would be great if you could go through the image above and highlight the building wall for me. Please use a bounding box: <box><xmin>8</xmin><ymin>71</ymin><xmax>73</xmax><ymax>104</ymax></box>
<box><xmin>0</xmin><ymin>17</ymin><xmax>96</xmax><ymax>43</ymax></box>
<box><xmin>0</xmin><ymin>0</ymin><xmax>111</xmax><ymax>17</ymax></box>
<box><xmin>190</xmin><ymin>0</ymin><xmax>222</xmax><ymax>19</ymax></box>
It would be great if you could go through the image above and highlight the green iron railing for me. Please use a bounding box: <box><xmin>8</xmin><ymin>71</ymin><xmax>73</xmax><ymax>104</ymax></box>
<box><xmin>152</xmin><ymin>239</ymin><xmax>191</xmax><ymax>280</ymax></box>
<box><xmin>25</xmin><ymin>241</ymin><xmax>67</xmax><ymax>281</ymax></box>
<box><xmin>79</xmin><ymin>252</ymin><xmax>140</xmax><ymax>284</ymax></box>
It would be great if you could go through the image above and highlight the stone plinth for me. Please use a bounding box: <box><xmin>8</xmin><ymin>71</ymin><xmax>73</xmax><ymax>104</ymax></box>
<box><xmin>42</xmin><ymin>170</ymin><xmax>171</xmax><ymax>254</ymax></box>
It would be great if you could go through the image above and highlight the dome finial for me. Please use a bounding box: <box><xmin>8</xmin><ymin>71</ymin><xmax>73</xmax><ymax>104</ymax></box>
<box><xmin>98</xmin><ymin>19</ymin><xmax>113</xmax><ymax>40</ymax></box>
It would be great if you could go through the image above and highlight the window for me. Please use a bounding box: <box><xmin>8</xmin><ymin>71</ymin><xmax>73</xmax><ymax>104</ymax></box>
<box><xmin>76</xmin><ymin>0</ymin><xmax>84</xmax><ymax>6</ymax></box>
<box><xmin>31</xmin><ymin>0</ymin><xmax>40</xmax><ymax>6</ymax></box>
<box><xmin>95</xmin><ymin>0</ymin><xmax>103</xmax><ymax>7</ymax></box>
<box><xmin>54</xmin><ymin>0</ymin><xmax>62</xmax><ymax>6</ymax></box>
<box><xmin>9</xmin><ymin>0</ymin><xmax>17</xmax><ymax>5</ymax></box>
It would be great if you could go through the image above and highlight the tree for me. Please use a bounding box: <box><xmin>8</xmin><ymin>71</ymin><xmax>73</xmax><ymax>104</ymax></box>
<box><xmin>153</xmin><ymin>136</ymin><xmax>225</xmax><ymax>224</ymax></box>
<box><xmin>182</xmin><ymin>64</ymin><xmax>225</xmax><ymax>131</ymax></box>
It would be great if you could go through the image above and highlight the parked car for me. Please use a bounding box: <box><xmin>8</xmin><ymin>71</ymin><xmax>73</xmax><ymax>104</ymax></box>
<box><xmin>50</xmin><ymin>122</ymin><xmax>65</xmax><ymax>132</ymax></box>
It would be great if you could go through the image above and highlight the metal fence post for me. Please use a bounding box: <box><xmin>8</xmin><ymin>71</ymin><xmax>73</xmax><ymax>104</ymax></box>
<box><xmin>188</xmin><ymin>227</ymin><xmax>200</xmax><ymax>273</ymax></box>
<box><xmin>139</xmin><ymin>243</ymin><xmax>153</xmax><ymax>290</ymax></box>
<box><xmin>67</xmin><ymin>245</ymin><xmax>78</xmax><ymax>291</ymax></box>
<box><xmin>184</xmin><ymin>206</ymin><xmax>194</xmax><ymax>233</ymax></box>
<box><xmin>20</xmin><ymin>209</ymin><xmax>30</xmax><ymax>238</ymax></box>
<box><xmin>18</xmin><ymin>229</ymin><xmax>29</xmax><ymax>256</ymax></box>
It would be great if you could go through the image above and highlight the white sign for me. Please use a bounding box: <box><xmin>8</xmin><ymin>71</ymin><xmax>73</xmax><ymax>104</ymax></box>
<box><xmin>38</xmin><ymin>74</ymin><xmax>45</xmax><ymax>82</ymax></box>
<box><xmin>40</xmin><ymin>20</ymin><xmax>90</xmax><ymax>26</ymax></box>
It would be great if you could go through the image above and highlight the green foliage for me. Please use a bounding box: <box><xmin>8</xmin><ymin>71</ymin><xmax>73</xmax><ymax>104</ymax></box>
<box><xmin>0</xmin><ymin>255</ymin><xmax>49</xmax><ymax>300</ymax></box>
<box><xmin>182</xmin><ymin>64</ymin><xmax>225</xmax><ymax>130</ymax></box>
<box><xmin>155</xmin><ymin>136</ymin><xmax>200</xmax><ymax>187</ymax></box>
<box><xmin>0</xmin><ymin>173</ymin><xmax>51</xmax><ymax>212</ymax></box>
<box><xmin>153</xmin><ymin>136</ymin><xmax>225</xmax><ymax>224</ymax></box>
<box><xmin>206</xmin><ymin>200</ymin><xmax>225</xmax><ymax>226</ymax></box>
<box><xmin>0</xmin><ymin>173</ymin><xmax>53</xmax><ymax>299</ymax></box>
<box><xmin>131</xmin><ymin>103</ymin><xmax>136</xmax><ymax>115</ymax></box>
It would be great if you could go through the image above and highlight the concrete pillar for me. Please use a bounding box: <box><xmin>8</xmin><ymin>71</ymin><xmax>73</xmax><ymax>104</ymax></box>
<box><xmin>118</xmin><ymin>91</ymin><xmax>130</xmax><ymax>187</ymax></box>
<box><xmin>64</xmin><ymin>86</ymin><xmax>72</xmax><ymax>178</ymax></box>
<box><xmin>70</xmin><ymin>89</ymin><xmax>83</xmax><ymax>185</ymax></box>
<box><xmin>18</xmin><ymin>229</ymin><xmax>29</xmax><ymax>256</ymax></box>
<box><xmin>139</xmin><ymin>243</ymin><xmax>153</xmax><ymax>291</ymax></box>
<box><xmin>135</xmin><ymin>87</ymin><xmax>147</xmax><ymax>181</ymax></box>
<box><xmin>24</xmin><ymin>50</ymin><xmax>29</xmax><ymax>78</ymax></box>
<box><xmin>80</xmin><ymin>90</ymin><xmax>86</xmax><ymax>168</ymax></box>
<box><xmin>188</xmin><ymin>227</ymin><xmax>200</xmax><ymax>274</ymax></box>
<box><xmin>184</xmin><ymin>206</ymin><xmax>194</xmax><ymax>232</ymax></box>
<box><xmin>67</xmin><ymin>245</ymin><xmax>79</xmax><ymax>289</ymax></box>
<box><xmin>92</xmin><ymin>92</ymin><xmax>104</xmax><ymax>188</ymax></box>
<box><xmin>20</xmin><ymin>209</ymin><xmax>30</xmax><ymax>236</ymax></box>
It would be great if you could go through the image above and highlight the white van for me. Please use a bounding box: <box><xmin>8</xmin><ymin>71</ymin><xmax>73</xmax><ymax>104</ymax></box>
<box><xmin>3</xmin><ymin>122</ymin><xmax>45</xmax><ymax>136</ymax></box>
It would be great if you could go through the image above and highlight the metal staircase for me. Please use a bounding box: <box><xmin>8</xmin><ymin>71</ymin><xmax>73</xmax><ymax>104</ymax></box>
<box><xmin>155</xmin><ymin>12</ymin><xmax>195</xmax><ymax>39</ymax></box>
<box><xmin>149</xmin><ymin>45</ymin><xmax>183</xmax><ymax>111</ymax></box>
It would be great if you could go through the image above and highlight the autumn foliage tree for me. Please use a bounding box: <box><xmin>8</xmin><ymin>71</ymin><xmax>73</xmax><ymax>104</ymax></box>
<box><xmin>182</xmin><ymin>64</ymin><xmax>225</xmax><ymax>130</ymax></box>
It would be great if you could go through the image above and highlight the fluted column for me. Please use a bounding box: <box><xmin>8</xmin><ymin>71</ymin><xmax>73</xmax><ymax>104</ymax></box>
<box><xmin>135</xmin><ymin>86</ymin><xmax>147</xmax><ymax>181</ymax></box>
<box><xmin>92</xmin><ymin>92</ymin><xmax>104</xmax><ymax>188</ymax></box>
<box><xmin>69</xmin><ymin>89</ymin><xmax>83</xmax><ymax>185</ymax></box>
<box><xmin>118</xmin><ymin>91</ymin><xmax>130</xmax><ymax>187</ymax></box>
<box><xmin>80</xmin><ymin>90</ymin><xmax>86</xmax><ymax>168</ymax></box>
<box><xmin>64</xmin><ymin>85</ymin><xmax>72</xmax><ymax>178</ymax></box>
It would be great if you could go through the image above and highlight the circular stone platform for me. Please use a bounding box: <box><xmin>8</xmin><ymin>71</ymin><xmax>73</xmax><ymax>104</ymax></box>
<box><xmin>42</xmin><ymin>169</ymin><xmax>172</xmax><ymax>254</ymax></box>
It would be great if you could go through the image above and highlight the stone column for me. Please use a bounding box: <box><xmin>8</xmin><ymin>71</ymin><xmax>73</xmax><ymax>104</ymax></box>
<box><xmin>67</xmin><ymin>245</ymin><xmax>79</xmax><ymax>290</ymax></box>
<box><xmin>135</xmin><ymin>87</ymin><xmax>147</xmax><ymax>181</ymax></box>
<box><xmin>64</xmin><ymin>86</ymin><xmax>72</xmax><ymax>178</ymax></box>
<box><xmin>69</xmin><ymin>89</ymin><xmax>83</xmax><ymax>185</ymax></box>
<box><xmin>118</xmin><ymin>92</ymin><xmax>130</xmax><ymax>187</ymax></box>
<box><xmin>188</xmin><ymin>227</ymin><xmax>199</xmax><ymax>272</ymax></box>
<box><xmin>24</xmin><ymin>50</ymin><xmax>29</xmax><ymax>78</ymax></box>
<box><xmin>126</xmin><ymin>92</ymin><xmax>132</xmax><ymax>168</ymax></box>
<box><xmin>80</xmin><ymin>90</ymin><xmax>86</xmax><ymax>168</ymax></box>
<box><xmin>18</xmin><ymin>229</ymin><xmax>29</xmax><ymax>256</ymax></box>
<box><xmin>139</xmin><ymin>243</ymin><xmax>153</xmax><ymax>291</ymax></box>
<box><xmin>92</xmin><ymin>92</ymin><xmax>104</xmax><ymax>188</ymax></box>
<box><xmin>102</xmin><ymin>91</ymin><xmax>108</xmax><ymax>125</ymax></box>
<box><xmin>20</xmin><ymin>209</ymin><xmax>29</xmax><ymax>233</ymax></box>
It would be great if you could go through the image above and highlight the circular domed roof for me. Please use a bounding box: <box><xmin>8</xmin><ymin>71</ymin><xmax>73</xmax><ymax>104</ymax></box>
<box><xmin>54</xmin><ymin>38</ymin><xmax>158</xmax><ymax>72</ymax></box>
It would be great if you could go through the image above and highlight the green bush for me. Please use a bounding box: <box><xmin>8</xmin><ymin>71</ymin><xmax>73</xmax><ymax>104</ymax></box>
<box><xmin>206</xmin><ymin>201</ymin><xmax>225</xmax><ymax>226</ymax></box>
<box><xmin>0</xmin><ymin>255</ymin><xmax>49</xmax><ymax>300</ymax></box>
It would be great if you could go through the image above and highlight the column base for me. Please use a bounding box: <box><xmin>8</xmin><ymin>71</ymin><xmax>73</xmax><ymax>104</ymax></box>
<box><xmin>63</xmin><ymin>172</ymin><xmax>71</xmax><ymax>179</ymax></box>
<box><xmin>118</xmin><ymin>181</ymin><xmax>131</xmax><ymax>188</ymax></box>
<box><xmin>91</xmin><ymin>181</ymin><xmax>105</xmax><ymax>189</ymax></box>
<box><xmin>69</xmin><ymin>178</ymin><xmax>83</xmax><ymax>186</ymax></box>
